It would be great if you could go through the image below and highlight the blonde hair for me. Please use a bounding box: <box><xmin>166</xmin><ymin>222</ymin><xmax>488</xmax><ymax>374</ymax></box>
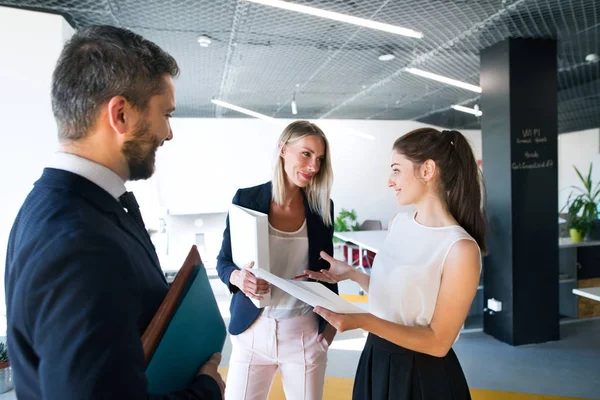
<box><xmin>272</xmin><ymin>121</ymin><xmax>333</xmax><ymax>226</ymax></box>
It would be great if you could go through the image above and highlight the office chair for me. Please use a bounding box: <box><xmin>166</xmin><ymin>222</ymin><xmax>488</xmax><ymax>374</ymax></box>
<box><xmin>358</xmin><ymin>220</ymin><xmax>382</xmax><ymax>268</ymax></box>
<box><xmin>360</xmin><ymin>220</ymin><xmax>382</xmax><ymax>231</ymax></box>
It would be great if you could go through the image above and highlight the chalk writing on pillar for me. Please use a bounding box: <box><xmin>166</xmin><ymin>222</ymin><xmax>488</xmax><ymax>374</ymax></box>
<box><xmin>512</xmin><ymin>128</ymin><xmax>554</xmax><ymax>170</ymax></box>
<box><xmin>512</xmin><ymin>160</ymin><xmax>554</xmax><ymax>170</ymax></box>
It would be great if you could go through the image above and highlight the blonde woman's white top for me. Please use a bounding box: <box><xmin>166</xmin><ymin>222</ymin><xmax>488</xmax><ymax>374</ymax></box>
<box><xmin>263</xmin><ymin>220</ymin><xmax>313</xmax><ymax>319</ymax></box>
<box><xmin>368</xmin><ymin>211</ymin><xmax>480</xmax><ymax>334</ymax></box>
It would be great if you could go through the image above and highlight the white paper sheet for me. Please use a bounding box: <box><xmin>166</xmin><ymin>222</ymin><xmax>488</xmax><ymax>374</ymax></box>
<box><xmin>229</xmin><ymin>204</ymin><xmax>271</xmax><ymax>308</ymax></box>
<box><xmin>252</xmin><ymin>268</ymin><xmax>366</xmax><ymax>314</ymax></box>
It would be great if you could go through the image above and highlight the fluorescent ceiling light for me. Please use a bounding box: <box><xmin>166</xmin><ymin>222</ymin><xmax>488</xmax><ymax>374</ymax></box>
<box><xmin>291</xmin><ymin>99</ymin><xmax>298</xmax><ymax>115</ymax></box>
<box><xmin>245</xmin><ymin>0</ymin><xmax>423</xmax><ymax>39</ymax></box>
<box><xmin>451</xmin><ymin>104</ymin><xmax>482</xmax><ymax>116</ymax></box>
<box><xmin>211</xmin><ymin>99</ymin><xmax>374</xmax><ymax>140</ymax></box>
<box><xmin>406</xmin><ymin>68</ymin><xmax>482</xmax><ymax>93</ymax></box>
<box><xmin>211</xmin><ymin>99</ymin><xmax>275</xmax><ymax>121</ymax></box>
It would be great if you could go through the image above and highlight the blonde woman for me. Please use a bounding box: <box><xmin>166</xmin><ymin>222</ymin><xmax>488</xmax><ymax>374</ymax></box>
<box><xmin>216</xmin><ymin>121</ymin><xmax>338</xmax><ymax>400</ymax></box>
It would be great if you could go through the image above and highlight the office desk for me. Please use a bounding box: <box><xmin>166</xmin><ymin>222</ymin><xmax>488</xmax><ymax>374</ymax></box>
<box><xmin>559</xmin><ymin>240</ymin><xmax>600</xmax><ymax>317</ymax></box>
<box><xmin>334</xmin><ymin>231</ymin><xmax>387</xmax><ymax>254</ymax></box>
<box><xmin>572</xmin><ymin>287</ymin><xmax>600</xmax><ymax>302</ymax></box>
<box><xmin>334</xmin><ymin>231</ymin><xmax>387</xmax><ymax>273</ymax></box>
<box><xmin>559</xmin><ymin>237</ymin><xmax>600</xmax><ymax>248</ymax></box>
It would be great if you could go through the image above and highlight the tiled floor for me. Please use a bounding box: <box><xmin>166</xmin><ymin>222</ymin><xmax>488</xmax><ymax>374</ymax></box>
<box><xmin>217</xmin><ymin>367</ymin><xmax>593</xmax><ymax>400</ymax></box>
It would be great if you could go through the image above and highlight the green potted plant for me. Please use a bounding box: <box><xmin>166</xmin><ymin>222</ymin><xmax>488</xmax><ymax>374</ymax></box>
<box><xmin>333</xmin><ymin>208</ymin><xmax>361</xmax><ymax>264</ymax></box>
<box><xmin>564</xmin><ymin>197</ymin><xmax>589</xmax><ymax>242</ymax></box>
<box><xmin>0</xmin><ymin>342</ymin><xmax>13</xmax><ymax>393</ymax></box>
<box><xmin>333</xmin><ymin>208</ymin><xmax>360</xmax><ymax>243</ymax></box>
<box><xmin>561</xmin><ymin>163</ymin><xmax>600</xmax><ymax>242</ymax></box>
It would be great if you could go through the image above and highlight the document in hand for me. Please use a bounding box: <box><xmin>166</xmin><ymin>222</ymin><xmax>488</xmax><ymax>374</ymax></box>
<box><xmin>142</xmin><ymin>246</ymin><xmax>227</xmax><ymax>394</ymax></box>
<box><xmin>252</xmin><ymin>267</ymin><xmax>365</xmax><ymax>314</ymax></box>
<box><xmin>229</xmin><ymin>204</ymin><xmax>271</xmax><ymax>308</ymax></box>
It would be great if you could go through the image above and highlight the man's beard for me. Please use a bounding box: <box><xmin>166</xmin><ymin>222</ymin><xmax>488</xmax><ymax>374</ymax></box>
<box><xmin>122</xmin><ymin>119</ymin><xmax>161</xmax><ymax>181</ymax></box>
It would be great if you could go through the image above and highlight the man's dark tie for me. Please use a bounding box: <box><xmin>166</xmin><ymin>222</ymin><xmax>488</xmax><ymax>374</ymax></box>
<box><xmin>119</xmin><ymin>191</ymin><xmax>146</xmax><ymax>231</ymax></box>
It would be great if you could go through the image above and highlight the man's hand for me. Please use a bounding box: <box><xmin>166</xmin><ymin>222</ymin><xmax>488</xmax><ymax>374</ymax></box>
<box><xmin>198</xmin><ymin>353</ymin><xmax>225</xmax><ymax>398</ymax></box>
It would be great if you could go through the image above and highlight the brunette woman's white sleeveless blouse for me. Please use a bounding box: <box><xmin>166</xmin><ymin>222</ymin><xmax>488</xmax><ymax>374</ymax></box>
<box><xmin>353</xmin><ymin>211</ymin><xmax>480</xmax><ymax>400</ymax></box>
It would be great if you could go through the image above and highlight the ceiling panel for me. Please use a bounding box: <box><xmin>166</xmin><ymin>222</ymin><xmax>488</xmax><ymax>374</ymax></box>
<box><xmin>1</xmin><ymin>0</ymin><xmax>598</xmax><ymax>133</ymax></box>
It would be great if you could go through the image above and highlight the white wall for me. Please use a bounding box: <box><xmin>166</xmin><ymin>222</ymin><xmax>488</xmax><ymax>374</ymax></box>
<box><xmin>462</xmin><ymin>129</ymin><xmax>483</xmax><ymax>161</ymax></box>
<box><xmin>157</xmin><ymin>213</ymin><xmax>228</xmax><ymax>271</ymax></box>
<box><xmin>155</xmin><ymin>118</ymin><xmax>461</xmax><ymax>219</ymax></box>
<box><xmin>0</xmin><ymin>6</ymin><xmax>74</xmax><ymax>333</ymax></box>
<box><xmin>151</xmin><ymin>118</ymin><xmax>483</xmax><ymax>268</ymax></box>
<box><xmin>151</xmin><ymin>120</ymin><xmax>600</xmax><ymax>269</ymax></box>
<box><xmin>558</xmin><ymin>128</ymin><xmax>600</xmax><ymax>211</ymax></box>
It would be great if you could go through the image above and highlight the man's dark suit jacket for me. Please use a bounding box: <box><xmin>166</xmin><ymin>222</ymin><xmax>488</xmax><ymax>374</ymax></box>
<box><xmin>216</xmin><ymin>181</ymin><xmax>337</xmax><ymax>336</ymax></box>
<box><xmin>5</xmin><ymin>168</ymin><xmax>221</xmax><ymax>399</ymax></box>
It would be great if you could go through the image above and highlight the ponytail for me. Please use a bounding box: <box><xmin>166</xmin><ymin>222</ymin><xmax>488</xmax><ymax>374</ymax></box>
<box><xmin>393</xmin><ymin>128</ymin><xmax>487</xmax><ymax>254</ymax></box>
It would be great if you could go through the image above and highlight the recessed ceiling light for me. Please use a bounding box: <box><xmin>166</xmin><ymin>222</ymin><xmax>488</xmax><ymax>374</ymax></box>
<box><xmin>585</xmin><ymin>53</ymin><xmax>599</xmax><ymax>63</ymax></box>
<box><xmin>378</xmin><ymin>54</ymin><xmax>395</xmax><ymax>61</ymax></box>
<box><xmin>197</xmin><ymin>35</ymin><xmax>211</xmax><ymax>47</ymax></box>
<box><xmin>211</xmin><ymin>99</ymin><xmax>373</xmax><ymax>140</ymax></box>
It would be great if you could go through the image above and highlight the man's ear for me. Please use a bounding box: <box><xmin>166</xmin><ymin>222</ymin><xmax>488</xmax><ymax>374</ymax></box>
<box><xmin>107</xmin><ymin>96</ymin><xmax>132</xmax><ymax>136</ymax></box>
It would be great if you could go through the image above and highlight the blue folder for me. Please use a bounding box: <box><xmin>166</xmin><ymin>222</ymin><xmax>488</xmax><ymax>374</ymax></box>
<box><xmin>145</xmin><ymin>263</ymin><xmax>227</xmax><ymax>394</ymax></box>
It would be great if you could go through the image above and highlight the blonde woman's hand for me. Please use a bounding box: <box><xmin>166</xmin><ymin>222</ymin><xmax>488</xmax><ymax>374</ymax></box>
<box><xmin>303</xmin><ymin>251</ymin><xmax>354</xmax><ymax>283</ymax></box>
<box><xmin>230</xmin><ymin>261</ymin><xmax>270</xmax><ymax>300</ymax></box>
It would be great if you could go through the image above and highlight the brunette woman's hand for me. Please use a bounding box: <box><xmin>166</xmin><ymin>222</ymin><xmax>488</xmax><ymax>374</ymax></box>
<box><xmin>303</xmin><ymin>251</ymin><xmax>354</xmax><ymax>283</ymax></box>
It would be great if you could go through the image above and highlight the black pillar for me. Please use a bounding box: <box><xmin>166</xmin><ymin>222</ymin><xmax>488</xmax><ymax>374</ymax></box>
<box><xmin>481</xmin><ymin>38</ymin><xmax>559</xmax><ymax>345</ymax></box>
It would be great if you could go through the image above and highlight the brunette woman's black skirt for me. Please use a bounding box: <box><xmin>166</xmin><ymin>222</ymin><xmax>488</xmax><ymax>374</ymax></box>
<box><xmin>352</xmin><ymin>334</ymin><xmax>471</xmax><ymax>400</ymax></box>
